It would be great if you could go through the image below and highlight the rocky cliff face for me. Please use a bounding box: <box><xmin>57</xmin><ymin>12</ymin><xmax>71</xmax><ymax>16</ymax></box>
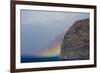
<box><xmin>60</xmin><ymin>18</ymin><xmax>89</xmax><ymax>60</ymax></box>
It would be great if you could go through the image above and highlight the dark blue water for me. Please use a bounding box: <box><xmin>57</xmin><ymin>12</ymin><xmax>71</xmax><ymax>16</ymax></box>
<box><xmin>21</xmin><ymin>56</ymin><xmax>60</xmax><ymax>63</ymax></box>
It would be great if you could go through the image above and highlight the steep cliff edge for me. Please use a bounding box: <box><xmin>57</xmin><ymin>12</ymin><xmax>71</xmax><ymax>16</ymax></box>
<box><xmin>60</xmin><ymin>18</ymin><xmax>89</xmax><ymax>60</ymax></box>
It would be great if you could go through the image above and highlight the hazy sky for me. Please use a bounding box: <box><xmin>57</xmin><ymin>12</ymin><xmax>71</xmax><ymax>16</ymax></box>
<box><xmin>21</xmin><ymin>10</ymin><xmax>89</xmax><ymax>56</ymax></box>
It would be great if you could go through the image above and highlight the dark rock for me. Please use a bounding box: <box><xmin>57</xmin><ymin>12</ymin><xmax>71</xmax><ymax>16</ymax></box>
<box><xmin>60</xmin><ymin>18</ymin><xmax>89</xmax><ymax>60</ymax></box>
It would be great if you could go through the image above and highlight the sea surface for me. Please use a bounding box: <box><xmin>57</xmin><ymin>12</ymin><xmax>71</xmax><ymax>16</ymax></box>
<box><xmin>21</xmin><ymin>56</ymin><xmax>60</xmax><ymax>63</ymax></box>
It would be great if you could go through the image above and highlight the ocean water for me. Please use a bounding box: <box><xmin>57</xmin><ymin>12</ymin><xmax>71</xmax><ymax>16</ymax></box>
<box><xmin>21</xmin><ymin>56</ymin><xmax>60</xmax><ymax>63</ymax></box>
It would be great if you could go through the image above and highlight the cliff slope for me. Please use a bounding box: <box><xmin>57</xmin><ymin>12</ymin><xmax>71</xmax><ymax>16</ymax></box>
<box><xmin>60</xmin><ymin>18</ymin><xmax>89</xmax><ymax>60</ymax></box>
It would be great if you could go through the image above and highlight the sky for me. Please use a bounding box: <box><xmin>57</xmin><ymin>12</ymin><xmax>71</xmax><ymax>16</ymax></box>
<box><xmin>21</xmin><ymin>10</ymin><xmax>89</xmax><ymax>57</ymax></box>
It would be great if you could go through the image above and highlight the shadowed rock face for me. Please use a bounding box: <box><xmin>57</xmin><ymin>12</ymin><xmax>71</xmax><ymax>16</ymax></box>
<box><xmin>60</xmin><ymin>18</ymin><xmax>89</xmax><ymax>60</ymax></box>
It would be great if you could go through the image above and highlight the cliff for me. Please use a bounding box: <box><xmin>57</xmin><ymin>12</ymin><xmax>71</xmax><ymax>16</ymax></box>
<box><xmin>60</xmin><ymin>18</ymin><xmax>89</xmax><ymax>60</ymax></box>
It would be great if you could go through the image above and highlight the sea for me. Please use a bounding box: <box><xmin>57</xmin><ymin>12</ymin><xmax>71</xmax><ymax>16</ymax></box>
<box><xmin>21</xmin><ymin>56</ymin><xmax>60</xmax><ymax>63</ymax></box>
